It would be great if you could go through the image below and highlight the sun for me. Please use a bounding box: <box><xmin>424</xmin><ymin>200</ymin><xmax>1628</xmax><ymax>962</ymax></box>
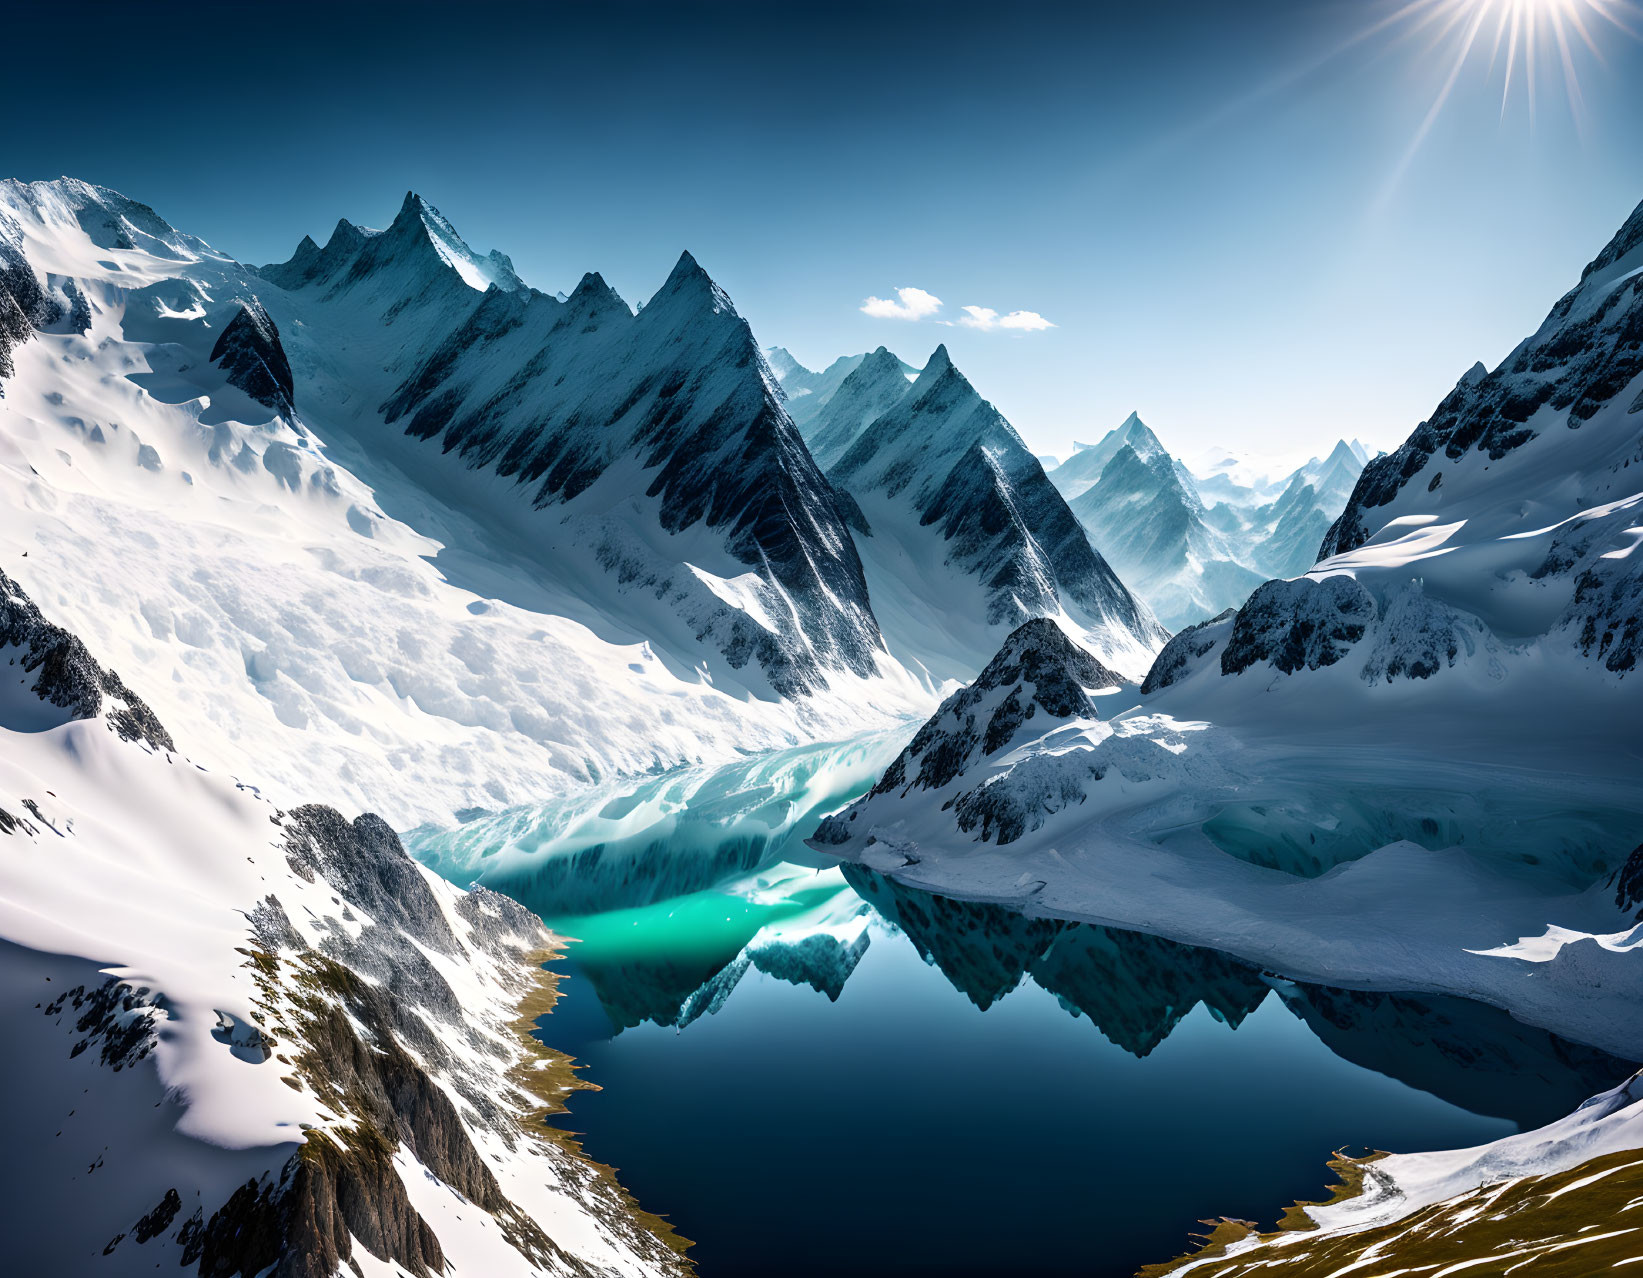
<box><xmin>1399</xmin><ymin>0</ymin><xmax>1638</xmax><ymax>125</ymax></box>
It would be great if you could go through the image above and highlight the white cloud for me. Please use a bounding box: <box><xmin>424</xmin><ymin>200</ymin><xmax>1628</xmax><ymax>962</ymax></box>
<box><xmin>999</xmin><ymin>310</ymin><xmax>1055</xmax><ymax>331</ymax></box>
<box><xmin>860</xmin><ymin>286</ymin><xmax>943</xmax><ymax>320</ymax></box>
<box><xmin>959</xmin><ymin>304</ymin><xmax>1055</xmax><ymax>332</ymax></box>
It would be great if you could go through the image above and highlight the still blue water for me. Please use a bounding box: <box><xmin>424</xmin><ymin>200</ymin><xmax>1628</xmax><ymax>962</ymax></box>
<box><xmin>402</xmin><ymin>732</ymin><xmax>1634</xmax><ymax>1276</ymax></box>
<box><xmin>530</xmin><ymin>867</ymin><xmax>1632</xmax><ymax>1278</ymax></box>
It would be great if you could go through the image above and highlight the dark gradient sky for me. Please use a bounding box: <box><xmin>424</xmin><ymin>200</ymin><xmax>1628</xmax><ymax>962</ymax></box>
<box><xmin>5</xmin><ymin>0</ymin><xmax>1642</xmax><ymax>460</ymax></box>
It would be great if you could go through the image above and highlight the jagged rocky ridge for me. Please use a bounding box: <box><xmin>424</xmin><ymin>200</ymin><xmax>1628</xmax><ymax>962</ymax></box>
<box><xmin>209</xmin><ymin>298</ymin><xmax>294</xmax><ymax>414</ymax></box>
<box><xmin>0</xmin><ymin>564</ymin><xmax>689</xmax><ymax>1278</ymax></box>
<box><xmin>1139</xmin><ymin>194</ymin><xmax>1643</xmax><ymax>694</ymax></box>
<box><xmin>814</xmin><ymin>346</ymin><xmax>1166</xmax><ymax>681</ymax></box>
<box><xmin>259</xmin><ymin>195</ymin><xmax>883</xmax><ymax>699</ymax></box>
<box><xmin>0</xmin><ymin>204</ymin><xmax>90</xmax><ymax>385</ymax></box>
<box><xmin>1048</xmin><ymin>417</ymin><xmax>1363</xmax><ymax>628</ymax></box>
<box><xmin>1</xmin><ymin>566</ymin><xmax>174</xmax><ymax>750</ymax></box>
<box><xmin>1322</xmin><ymin>196</ymin><xmax>1643</xmax><ymax>561</ymax></box>
<box><xmin>765</xmin><ymin>345</ymin><xmax>920</xmax><ymax>433</ymax></box>
<box><xmin>1059</xmin><ymin>416</ymin><xmax>1267</xmax><ymax>630</ymax></box>
<box><xmin>772</xmin><ymin>344</ymin><xmax>920</xmax><ymax>466</ymax></box>
<box><xmin>816</xmin><ymin>618</ymin><xmax>1120</xmax><ymax>846</ymax></box>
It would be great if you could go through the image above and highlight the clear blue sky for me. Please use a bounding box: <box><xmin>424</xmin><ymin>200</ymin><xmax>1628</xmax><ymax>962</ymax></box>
<box><xmin>5</xmin><ymin>0</ymin><xmax>1641</xmax><ymax>462</ymax></box>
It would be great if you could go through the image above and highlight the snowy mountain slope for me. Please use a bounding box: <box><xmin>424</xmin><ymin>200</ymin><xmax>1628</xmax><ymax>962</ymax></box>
<box><xmin>257</xmin><ymin>195</ymin><xmax>886</xmax><ymax>701</ymax></box>
<box><xmin>811</xmin><ymin>194</ymin><xmax>1643</xmax><ymax>1066</ymax></box>
<box><xmin>764</xmin><ymin>344</ymin><xmax>917</xmax><ymax>433</ymax></box>
<box><xmin>1148</xmin><ymin>1070</ymin><xmax>1643</xmax><ymax>1276</ymax></box>
<box><xmin>0</xmin><ymin>565</ymin><xmax>688</xmax><ymax>1278</ymax></box>
<box><xmin>1324</xmin><ymin>197</ymin><xmax>1643</xmax><ymax>562</ymax></box>
<box><xmin>1046</xmin><ymin>411</ymin><xmax>1163</xmax><ymax>502</ymax></box>
<box><xmin>825</xmin><ymin>346</ymin><xmax>1168</xmax><ymax>684</ymax></box>
<box><xmin>1150</xmin><ymin>194</ymin><xmax>1643</xmax><ymax>700</ymax></box>
<box><xmin>0</xmin><ymin>178</ymin><xmax>930</xmax><ymax>825</ymax></box>
<box><xmin>803</xmin><ymin>345</ymin><xmax>926</xmax><ymax>470</ymax></box>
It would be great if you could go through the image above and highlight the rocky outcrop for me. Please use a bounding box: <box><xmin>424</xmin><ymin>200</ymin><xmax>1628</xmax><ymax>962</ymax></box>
<box><xmin>210</xmin><ymin>298</ymin><xmax>295</xmax><ymax>414</ymax></box>
<box><xmin>817</xmin><ymin>619</ymin><xmax>1119</xmax><ymax>846</ymax></box>
<box><xmin>869</xmin><ymin>618</ymin><xmax>1116</xmax><ymax>797</ymax></box>
<box><xmin>1219</xmin><ymin>575</ymin><xmax>1376</xmax><ymax>676</ymax></box>
<box><xmin>0</xmin><ymin>566</ymin><xmax>175</xmax><ymax>750</ymax></box>
<box><xmin>0</xmin><ymin>558</ymin><xmax>688</xmax><ymax>1278</ymax></box>
<box><xmin>1615</xmin><ymin>843</ymin><xmax>1643</xmax><ymax>919</ymax></box>
<box><xmin>1139</xmin><ymin>609</ymin><xmax>1235</xmax><ymax>694</ymax></box>
<box><xmin>1322</xmin><ymin>195</ymin><xmax>1643</xmax><ymax>560</ymax></box>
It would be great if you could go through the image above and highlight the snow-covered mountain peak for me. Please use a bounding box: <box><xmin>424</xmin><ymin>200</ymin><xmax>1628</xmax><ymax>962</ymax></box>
<box><xmin>917</xmin><ymin>341</ymin><xmax>957</xmax><ymax>382</ymax></box>
<box><xmin>765</xmin><ymin>345</ymin><xmax>802</xmax><ymax>380</ymax></box>
<box><xmin>645</xmin><ymin>248</ymin><xmax>731</xmax><ymax>315</ymax></box>
<box><xmin>803</xmin><ymin>345</ymin><xmax>926</xmax><ymax>469</ymax></box>
<box><xmin>814</xmin><ymin>617</ymin><xmax>1124</xmax><ymax>846</ymax></box>
<box><xmin>1118</xmin><ymin>412</ymin><xmax>1167</xmax><ymax>461</ymax></box>
<box><xmin>896</xmin><ymin>343</ymin><xmax>981</xmax><ymax>423</ymax></box>
<box><xmin>1577</xmin><ymin>194</ymin><xmax>1643</xmax><ymax>291</ymax></box>
<box><xmin>397</xmin><ymin>190</ymin><xmax>524</xmax><ymax>293</ymax></box>
<box><xmin>563</xmin><ymin>268</ymin><xmax>630</xmax><ymax>320</ymax></box>
<box><xmin>1322</xmin><ymin>438</ymin><xmax>1358</xmax><ymax>468</ymax></box>
<box><xmin>0</xmin><ymin>177</ymin><xmax>216</xmax><ymax>268</ymax></box>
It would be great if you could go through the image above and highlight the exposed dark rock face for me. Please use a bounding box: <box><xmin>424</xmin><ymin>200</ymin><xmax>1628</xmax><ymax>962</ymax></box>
<box><xmin>873</xmin><ymin>618</ymin><xmax>1117</xmax><ymax>796</ymax></box>
<box><xmin>803</xmin><ymin>345</ymin><xmax>921</xmax><ymax>468</ymax></box>
<box><xmin>1322</xmin><ymin>195</ymin><xmax>1643</xmax><ymax>560</ymax></box>
<box><xmin>1</xmin><ymin>212</ymin><xmax>71</xmax><ymax>385</ymax></box>
<box><xmin>263</xmin><ymin>199</ymin><xmax>883</xmax><ymax>698</ymax></box>
<box><xmin>211</xmin><ymin>299</ymin><xmax>295</xmax><ymax>413</ymax></box>
<box><xmin>1566</xmin><ymin>539</ymin><xmax>1643</xmax><ymax>675</ymax></box>
<box><xmin>1</xmin><ymin>558</ymin><xmax>687</xmax><ymax>1278</ymax></box>
<box><xmin>283</xmin><ymin>806</ymin><xmax>459</xmax><ymax>955</ymax></box>
<box><xmin>0</xmin><ymin>566</ymin><xmax>175</xmax><ymax>750</ymax></box>
<box><xmin>817</xmin><ymin>619</ymin><xmax>1118</xmax><ymax>847</ymax></box>
<box><xmin>1219</xmin><ymin>576</ymin><xmax>1375</xmax><ymax>676</ymax></box>
<box><xmin>41</xmin><ymin>977</ymin><xmax>161</xmax><ymax>1071</ymax></box>
<box><xmin>1140</xmin><ymin>609</ymin><xmax>1235</xmax><ymax>695</ymax></box>
<box><xmin>826</xmin><ymin>347</ymin><xmax>1164</xmax><ymax>661</ymax></box>
<box><xmin>1615</xmin><ymin>843</ymin><xmax>1643</xmax><ymax>919</ymax></box>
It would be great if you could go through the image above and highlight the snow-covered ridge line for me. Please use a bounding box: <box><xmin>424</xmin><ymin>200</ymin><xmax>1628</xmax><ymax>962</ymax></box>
<box><xmin>257</xmin><ymin>190</ymin><xmax>888</xmax><ymax>701</ymax></box>
<box><xmin>0</xmin><ymin>563</ymin><xmax>689</xmax><ymax>1277</ymax></box>
<box><xmin>1322</xmin><ymin>191</ymin><xmax>1643</xmax><ymax>562</ymax></box>
<box><xmin>0</xmin><ymin>175</ymin><xmax>935</xmax><ymax>824</ymax></box>
<box><xmin>1045</xmin><ymin>414</ymin><xmax>1365</xmax><ymax>630</ymax></box>
<box><xmin>797</xmin><ymin>342</ymin><xmax>1167</xmax><ymax>684</ymax></box>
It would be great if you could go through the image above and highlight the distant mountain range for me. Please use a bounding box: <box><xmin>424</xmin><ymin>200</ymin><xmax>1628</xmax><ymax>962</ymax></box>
<box><xmin>770</xmin><ymin>345</ymin><xmax>1168</xmax><ymax>682</ymax></box>
<box><xmin>774</xmin><ymin>347</ymin><xmax>1370</xmax><ymax>633</ymax></box>
<box><xmin>1043</xmin><ymin>415</ymin><xmax>1369</xmax><ymax>628</ymax></box>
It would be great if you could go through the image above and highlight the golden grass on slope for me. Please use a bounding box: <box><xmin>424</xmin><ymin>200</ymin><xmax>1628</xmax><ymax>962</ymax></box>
<box><xmin>1139</xmin><ymin>1147</ymin><xmax>1643</xmax><ymax>1277</ymax></box>
<box><xmin>507</xmin><ymin>943</ymin><xmax>697</xmax><ymax>1267</ymax></box>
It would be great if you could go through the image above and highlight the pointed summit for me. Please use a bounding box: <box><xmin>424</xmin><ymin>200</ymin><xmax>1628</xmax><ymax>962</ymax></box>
<box><xmin>560</xmin><ymin>270</ymin><xmax>629</xmax><ymax>327</ymax></box>
<box><xmin>382</xmin><ymin>192</ymin><xmax>523</xmax><ymax>293</ymax></box>
<box><xmin>1324</xmin><ymin>439</ymin><xmax>1358</xmax><ymax>467</ymax></box>
<box><xmin>653</xmin><ymin>250</ymin><xmax>719</xmax><ymax>299</ymax></box>
<box><xmin>640</xmin><ymin>250</ymin><xmax>737</xmax><ymax>329</ymax></box>
<box><xmin>805</xmin><ymin>344</ymin><xmax>924</xmax><ymax>468</ymax></box>
<box><xmin>765</xmin><ymin>346</ymin><xmax>805</xmax><ymax>381</ymax></box>
<box><xmin>920</xmin><ymin>343</ymin><xmax>954</xmax><ymax>379</ymax></box>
